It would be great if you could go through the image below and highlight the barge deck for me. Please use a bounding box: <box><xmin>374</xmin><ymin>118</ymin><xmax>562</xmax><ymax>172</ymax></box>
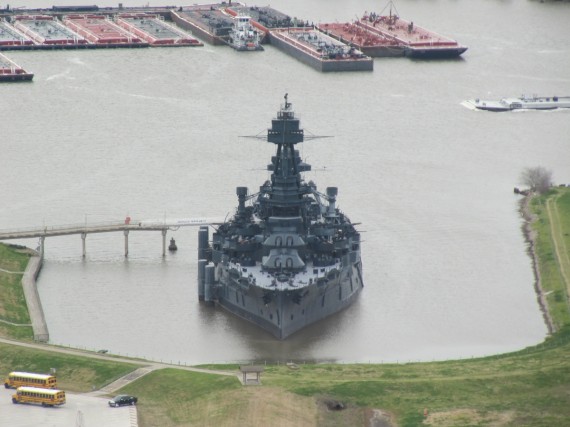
<box><xmin>0</xmin><ymin>51</ymin><xmax>33</xmax><ymax>81</ymax></box>
<box><xmin>360</xmin><ymin>1</ymin><xmax>466</xmax><ymax>58</ymax></box>
<box><xmin>317</xmin><ymin>22</ymin><xmax>406</xmax><ymax>57</ymax></box>
<box><xmin>171</xmin><ymin>5</ymin><xmax>233</xmax><ymax>46</ymax></box>
<box><xmin>269</xmin><ymin>28</ymin><xmax>373</xmax><ymax>72</ymax></box>
<box><xmin>12</xmin><ymin>15</ymin><xmax>88</xmax><ymax>47</ymax></box>
<box><xmin>63</xmin><ymin>14</ymin><xmax>147</xmax><ymax>47</ymax></box>
<box><xmin>0</xmin><ymin>19</ymin><xmax>34</xmax><ymax>47</ymax></box>
<box><xmin>115</xmin><ymin>13</ymin><xmax>202</xmax><ymax>46</ymax></box>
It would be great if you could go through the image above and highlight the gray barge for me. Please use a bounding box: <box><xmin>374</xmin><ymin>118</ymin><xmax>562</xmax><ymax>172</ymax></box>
<box><xmin>171</xmin><ymin>5</ymin><xmax>233</xmax><ymax>45</ymax></box>
<box><xmin>198</xmin><ymin>95</ymin><xmax>364</xmax><ymax>339</ymax></box>
<box><xmin>269</xmin><ymin>28</ymin><xmax>373</xmax><ymax>72</ymax></box>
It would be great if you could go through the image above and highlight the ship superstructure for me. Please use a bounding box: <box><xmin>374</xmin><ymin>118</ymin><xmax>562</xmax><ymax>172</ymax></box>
<box><xmin>228</xmin><ymin>14</ymin><xmax>263</xmax><ymax>51</ymax></box>
<box><xmin>198</xmin><ymin>95</ymin><xmax>364</xmax><ymax>339</ymax></box>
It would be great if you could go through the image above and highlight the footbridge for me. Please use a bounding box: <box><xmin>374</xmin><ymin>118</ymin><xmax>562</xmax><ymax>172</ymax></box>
<box><xmin>0</xmin><ymin>217</ymin><xmax>222</xmax><ymax>257</ymax></box>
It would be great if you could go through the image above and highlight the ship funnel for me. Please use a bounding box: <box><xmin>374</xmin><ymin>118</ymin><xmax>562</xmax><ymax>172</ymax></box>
<box><xmin>326</xmin><ymin>187</ymin><xmax>338</xmax><ymax>215</ymax></box>
<box><xmin>236</xmin><ymin>187</ymin><xmax>248</xmax><ymax>214</ymax></box>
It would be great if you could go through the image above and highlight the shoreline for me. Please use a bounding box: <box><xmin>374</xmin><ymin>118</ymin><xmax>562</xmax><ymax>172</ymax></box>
<box><xmin>519</xmin><ymin>193</ymin><xmax>555</xmax><ymax>335</ymax></box>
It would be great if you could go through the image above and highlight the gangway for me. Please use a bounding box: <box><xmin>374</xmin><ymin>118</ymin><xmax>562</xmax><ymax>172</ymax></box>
<box><xmin>0</xmin><ymin>217</ymin><xmax>222</xmax><ymax>257</ymax></box>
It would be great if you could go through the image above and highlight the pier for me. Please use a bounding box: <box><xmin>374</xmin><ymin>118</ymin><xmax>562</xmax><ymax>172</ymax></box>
<box><xmin>0</xmin><ymin>217</ymin><xmax>220</xmax><ymax>257</ymax></box>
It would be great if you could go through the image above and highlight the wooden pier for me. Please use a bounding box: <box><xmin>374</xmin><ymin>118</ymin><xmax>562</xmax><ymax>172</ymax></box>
<box><xmin>0</xmin><ymin>217</ymin><xmax>220</xmax><ymax>257</ymax></box>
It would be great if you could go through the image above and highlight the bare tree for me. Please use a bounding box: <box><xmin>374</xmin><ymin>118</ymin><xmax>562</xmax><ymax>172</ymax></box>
<box><xmin>520</xmin><ymin>166</ymin><xmax>553</xmax><ymax>194</ymax></box>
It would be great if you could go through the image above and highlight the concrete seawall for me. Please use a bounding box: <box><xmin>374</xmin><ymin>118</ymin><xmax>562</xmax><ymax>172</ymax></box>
<box><xmin>21</xmin><ymin>248</ymin><xmax>49</xmax><ymax>342</ymax></box>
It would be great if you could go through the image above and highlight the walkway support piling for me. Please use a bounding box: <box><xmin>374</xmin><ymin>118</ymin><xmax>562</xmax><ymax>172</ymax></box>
<box><xmin>162</xmin><ymin>229</ymin><xmax>167</xmax><ymax>257</ymax></box>
<box><xmin>124</xmin><ymin>229</ymin><xmax>129</xmax><ymax>257</ymax></box>
<box><xmin>81</xmin><ymin>232</ymin><xmax>86</xmax><ymax>257</ymax></box>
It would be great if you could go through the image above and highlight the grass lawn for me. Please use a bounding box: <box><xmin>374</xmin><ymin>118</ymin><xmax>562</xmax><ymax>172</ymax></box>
<box><xmin>0</xmin><ymin>244</ymin><xmax>33</xmax><ymax>340</ymax></box>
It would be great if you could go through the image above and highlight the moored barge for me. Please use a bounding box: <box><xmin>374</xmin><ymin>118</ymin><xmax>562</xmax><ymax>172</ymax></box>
<box><xmin>63</xmin><ymin>14</ymin><xmax>147</xmax><ymax>47</ymax></box>
<box><xmin>357</xmin><ymin>2</ymin><xmax>467</xmax><ymax>59</ymax></box>
<box><xmin>115</xmin><ymin>13</ymin><xmax>202</xmax><ymax>46</ymax></box>
<box><xmin>171</xmin><ymin>5</ymin><xmax>233</xmax><ymax>45</ymax></box>
<box><xmin>0</xmin><ymin>19</ymin><xmax>34</xmax><ymax>48</ymax></box>
<box><xmin>0</xmin><ymin>52</ymin><xmax>33</xmax><ymax>81</ymax></box>
<box><xmin>270</xmin><ymin>28</ymin><xmax>373</xmax><ymax>72</ymax></box>
<box><xmin>12</xmin><ymin>15</ymin><xmax>88</xmax><ymax>47</ymax></box>
<box><xmin>317</xmin><ymin>22</ymin><xmax>405</xmax><ymax>58</ymax></box>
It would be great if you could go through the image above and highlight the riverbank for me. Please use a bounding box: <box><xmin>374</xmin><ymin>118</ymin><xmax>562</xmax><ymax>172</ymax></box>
<box><xmin>1</xmin><ymin>187</ymin><xmax>569</xmax><ymax>426</ymax></box>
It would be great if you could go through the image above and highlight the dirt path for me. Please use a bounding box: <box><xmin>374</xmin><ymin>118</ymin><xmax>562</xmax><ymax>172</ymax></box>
<box><xmin>546</xmin><ymin>194</ymin><xmax>570</xmax><ymax>298</ymax></box>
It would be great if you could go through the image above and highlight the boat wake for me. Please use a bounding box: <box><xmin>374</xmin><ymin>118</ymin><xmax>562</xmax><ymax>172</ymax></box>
<box><xmin>460</xmin><ymin>101</ymin><xmax>478</xmax><ymax>110</ymax></box>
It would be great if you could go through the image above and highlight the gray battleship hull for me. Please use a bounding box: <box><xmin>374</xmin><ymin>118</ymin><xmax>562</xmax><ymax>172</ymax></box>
<box><xmin>217</xmin><ymin>263</ymin><xmax>363</xmax><ymax>339</ymax></box>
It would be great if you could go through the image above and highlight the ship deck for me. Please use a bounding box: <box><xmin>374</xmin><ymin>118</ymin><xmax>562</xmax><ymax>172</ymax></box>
<box><xmin>115</xmin><ymin>13</ymin><xmax>202</xmax><ymax>46</ymax></box>
<box><xmin>230</xmin><ymin>259</ymin><xmax>341</xmax><ymax>291</ymax></box>
<box><xmin>12</xmin><ymin>15</ymin><xmax>88</xmax><ymax>45</ymax></box>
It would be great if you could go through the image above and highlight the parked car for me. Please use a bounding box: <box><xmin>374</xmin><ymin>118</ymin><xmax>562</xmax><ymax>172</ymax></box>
<box><xmin>108</xmin><ymin>395</ymin><xmax>137</xmax><ymax>407</ymax></box>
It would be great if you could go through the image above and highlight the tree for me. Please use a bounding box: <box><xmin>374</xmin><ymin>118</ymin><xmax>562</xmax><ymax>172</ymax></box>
<box><xmin>520</xmin><ymin>166</ymin><xmax>553</xmax><ymax>194</ymax></box>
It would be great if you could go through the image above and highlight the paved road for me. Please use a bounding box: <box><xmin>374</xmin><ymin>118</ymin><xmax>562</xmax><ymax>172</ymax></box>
<box><xmin>0</xmin><ymin>387</ymin><xmax>137</xmax><ymax>427</ymax></box>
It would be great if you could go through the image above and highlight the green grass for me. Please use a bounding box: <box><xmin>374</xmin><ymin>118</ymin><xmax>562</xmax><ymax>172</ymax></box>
<box><xmin>0</xmin><ymin>244</ymin><xmax>33</xmax><ymax>340</ymax></box>
<box><xmin>1</xmin><ymin>188</ymin><xmax>570</xmax><ymax>426</ymax></box>
<box><xmin>530</xmin><ymin>187</ymin><xmax>570</xmax><ymax>328</ymax></box>
<box><xmin>119</xmin><ymin>369</ymin><xmax>242</xmax><ymax>426</ymax></box>
<box><xmin>0</xmin><ymin>341</ymin><xmax>139</xmax><ymax>392</ymax></box>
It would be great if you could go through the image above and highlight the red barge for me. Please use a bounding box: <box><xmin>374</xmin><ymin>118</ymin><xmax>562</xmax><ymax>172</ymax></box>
<box><xmin>63</xmin><ymin>14</ymin><xmax>147</xmax><ymax>47</ymax></box>
<box><xmin>0</xmin><ymin>20</ymin><xmax>34</xmax><ymax>48</ymax></box>
<box><xmin>12</xmin><ymin>15</ymin><xmax>88</xmax><ymax>46</ymax></box>
<box><xmin>115</xmin><ymin>13</ymin><xmax>202</xmax><ymax>46</ymax></box>
<box><xmin>319</xmin><ymin>1</ymin><xmax>467</xmax><ymax>59</ymax></box>
<box><xmin>0</xmin><ymin>52</ymin><xmax>33</xmax><ymax>81</ymax></box>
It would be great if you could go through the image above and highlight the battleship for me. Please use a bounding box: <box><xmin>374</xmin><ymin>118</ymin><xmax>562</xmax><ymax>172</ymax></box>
<box><xmin>198</xmin><ymin>95</ymin><xmax>364</xmax><ymax>339</ymax></box>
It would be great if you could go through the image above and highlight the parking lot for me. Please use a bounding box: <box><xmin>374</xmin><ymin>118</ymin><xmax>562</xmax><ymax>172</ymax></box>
<box><xmin>0</xmin><ymin>387</ymin><xmax>137</xmax><ymax>427</ymax></box>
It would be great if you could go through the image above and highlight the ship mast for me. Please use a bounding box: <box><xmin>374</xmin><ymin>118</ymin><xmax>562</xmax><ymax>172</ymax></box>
<box><xmin>261</xmin><ymin>94</ymin><xmax>311</xmax><ymax>216</ymax></box>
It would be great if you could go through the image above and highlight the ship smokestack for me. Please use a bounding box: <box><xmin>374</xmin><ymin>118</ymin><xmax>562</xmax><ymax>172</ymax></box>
<box><xmin>236</xmin><ymin>187</ymin><xmax>248</xmax><ymax>214</ymax></box>
<box><xmin>326</xmin><ymin>187</ymin><xmax>337</xmax><ymax>215</ymax></box>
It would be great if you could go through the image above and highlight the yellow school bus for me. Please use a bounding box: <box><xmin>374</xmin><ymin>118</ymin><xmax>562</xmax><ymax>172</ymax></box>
<box><xmin>4</xmin><ymin>371</ymin><xmax>57</xmax><ymax>389</ymax></box>
<box><xmin>12</xmin><ymin>386</ymin><xmax>66</xmax><ymax>406</ymax></box>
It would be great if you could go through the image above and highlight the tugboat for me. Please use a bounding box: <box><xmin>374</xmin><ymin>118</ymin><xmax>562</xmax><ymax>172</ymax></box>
<box><xmin>227</xmin><ymin>14</ymin><xmax>264</xmax><ymax>51</ymax></box>
<box><xmin>197</xmin><ymin>95</ymin><xmax>364</xmax><ymax>339</ymax></box>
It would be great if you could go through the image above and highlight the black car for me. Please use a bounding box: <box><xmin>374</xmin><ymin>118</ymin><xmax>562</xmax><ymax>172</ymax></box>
<box><xmin>108</xmin><ymin>395</ymin><xmax>137</xmax><ymax>407</ymax></box>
